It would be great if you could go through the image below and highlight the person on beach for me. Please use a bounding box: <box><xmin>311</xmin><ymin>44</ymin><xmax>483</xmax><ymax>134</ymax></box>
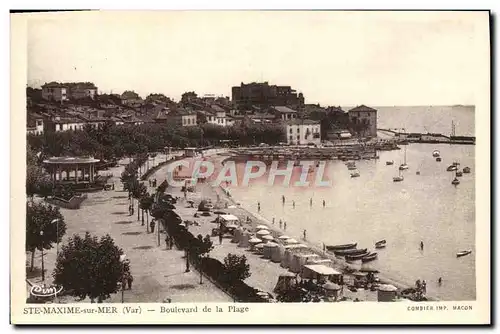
<box><xmin>284</xmin><ymin>221</ymin><xmax>287</xmax><ymax>230</ymax></box>
<box><xmin>323</xmin><ymin>200</ymin><xmax>325</xmax><ymax>208</ymax></box>
<box><xmin>258</xmin><ymin>202</ymin><xmax>261</xmax><ymax>212</ymax></box>
<box><xmin>420</xmin><ymin>241</ymin><xmax>424</xmax><ymax>250</ymax></box>
<box><xmin>303</xmin><ymin>229</ymin><xmax>306</xmax><ymax>240</ymax></box>
<box><xmin>323</xmin><ymin>243</ymin><xmax>326</xmax><ymax>253</ymax></box>
<box><xmin>272</xmin><ymin>217</ymin><xmax>275</xmax><ymax>225</ymax></box>
<box><xmin>279</xmin><ymin>220</ymin><xmax>282</xmax><ymax>229</ymax></box>
<box><xmin>310</xmin><ymin>198</ymin><xmax>313</xmax><ymax>207</ymax></box>
<box><xmin>292</xmin><ymin>201</ymin><xmax>295</xmax><ymax>209</ymax></box>
<box><xmin>282</xmin><ymin>195</ymin><xmax>285</xmax><ymax>204</ymax></box>
<box><xmin>438</xmin><ymin>277</ymin><xmax>442</xmax><ymax>285</ymax></box>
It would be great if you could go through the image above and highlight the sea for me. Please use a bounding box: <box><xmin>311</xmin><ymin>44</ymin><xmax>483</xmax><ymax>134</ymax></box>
<box><xmin>227</xmin><ymin>105</ymin><xmax>476</xmax><ymax>301</ymax></box>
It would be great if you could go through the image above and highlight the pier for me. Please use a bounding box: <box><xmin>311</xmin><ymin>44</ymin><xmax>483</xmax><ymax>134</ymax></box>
<box><xmin>378</xmin><ymin>129</ymin><xmax>475</xmax><ymax>145</ymax></box>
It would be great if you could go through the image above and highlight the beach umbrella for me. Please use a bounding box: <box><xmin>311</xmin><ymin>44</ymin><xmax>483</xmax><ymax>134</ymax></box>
<box><xmin>249</xmin><ymin>237</ymin><xmax>262</xmax><ymax>244</ymax></box>
<box><xmin>255</xmin><ymin>225</ymin><xmax>269</xmax><ymax>230</ymax></box>
<box><xmin>323</xmin><ymin>282</ymin><xmax>341</xmax><ymax>291</ymax></box>
<box><xmin>213</xmin><ymin>210</ymin><xmax>226</xmax><ymax>215</ymax></box>
<box><xmin>284</xmin><ymin>238</ymin><xmax>298</xmax><ymax>244</ymax></box>
<box><xmin>255</xmin><ymin>243</ymin><xmax>265</xmax><ymax>249</ymax></box>
<box><xmin>261</xmin><ymin>235</ymin><xmax>274</xmax><ymax>241</ymax></box>
<box><xmin>278</xmin><ymin>235</ymin><xmax>290</xmax><ymax>240</ymax></box>
<box><xmin>256</xmin><ymin>229</ymin><xmax>270</xmax><ymax>236</ymax></box>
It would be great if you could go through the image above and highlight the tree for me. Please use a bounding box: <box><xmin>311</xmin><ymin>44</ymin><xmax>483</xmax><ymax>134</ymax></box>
<box><xmin>223</xmin><ymin>253</ymin><xmax>251</xmax><ymax>283</ymax></box>
<box><xmin>191</xmin><ymin>234</ymin><xmax>213</xmax><ymax>284</ymax></box>
<box><xmin>131</xmin><ymin>180</ymin><xmax>147</xmax><ymax>221</ymax></box>
<box><xmin>53</xmin><ymin>233</ymin><xmax>124</xmax><ymax>303</ymax></box>
<box><xmin>26</xmin><ymin>202</ymin><xmax>66</xmax><ymax>272</ymax></box>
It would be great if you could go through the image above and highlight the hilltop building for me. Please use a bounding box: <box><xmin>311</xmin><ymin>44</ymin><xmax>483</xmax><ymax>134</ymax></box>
<box><xmin>231</xmin><ymin>82</ymin><xmax>304</xmax><ymax>109</ymax></box>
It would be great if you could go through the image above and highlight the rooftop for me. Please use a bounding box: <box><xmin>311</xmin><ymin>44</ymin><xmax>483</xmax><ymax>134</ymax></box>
<box><xmin>272</xmin><ymin>106</ymin><xmax>297</xmax><ymax>114</ymax></box>
<box><xmin>349</xmin><ymin>105</ymin><xmax>377</xmax><ymax>113</ymax></box>
<box><xmin>285</xmin><ymin>119</ymin><xmax>320</xmax><ymax>126</ymax></box>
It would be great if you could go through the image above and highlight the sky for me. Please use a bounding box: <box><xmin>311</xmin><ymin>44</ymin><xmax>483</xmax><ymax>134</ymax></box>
<box><xmin>26</xmin><ymin>11</ymin><xmax>489</xmax><ymax>106</ymax></box>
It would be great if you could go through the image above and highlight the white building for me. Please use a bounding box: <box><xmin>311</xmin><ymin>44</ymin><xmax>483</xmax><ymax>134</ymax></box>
<box><xmin>348</xmin><ymin>105</ymin><xmax>378</xmax><ymax>138</ymax></box>
<box><xmin>41</xmin><ymin>82</ymin><xmax>68</xmax><ymax>102</ymax></box>
<box><xmin>51</xmin><ymin>116</ymin><xmax>87</xmax><ymax>132</ymax></box>
<box><xmin>27</xmin><ymin>114</ymin><xmax>44</xmax><ymax>135</ymax></box>
<box><xmin>285</xmin><ymin>119</ymin><xmax>321</xmax><ymax>146</ymax></box>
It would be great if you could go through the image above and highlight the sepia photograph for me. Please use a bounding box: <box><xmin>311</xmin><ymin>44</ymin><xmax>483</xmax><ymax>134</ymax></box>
<box><xmin>10</xmin><ymin>10</ymin><xmax>491</xmax><ymax>325</ymax></box>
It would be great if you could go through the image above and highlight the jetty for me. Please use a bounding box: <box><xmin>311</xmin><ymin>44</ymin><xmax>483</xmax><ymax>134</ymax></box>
<box><xmin>378</xmin><ymin>129</ymin><xmax>475</xmax><ymax>145</ymax></box>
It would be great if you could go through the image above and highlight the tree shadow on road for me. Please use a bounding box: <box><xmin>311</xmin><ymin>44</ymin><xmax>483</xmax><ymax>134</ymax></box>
<box><xmin>122</xmin><ymin>231</ymin><xmax>143</xmax><ymax>236</ymax></box>
<box><xmin>112</xmin><ymin>196</ymin><xmax>128</xmax><ymax>199</ymax></box>
<box><xmin>112</xmin><ymin>211</ymin><xmax>127</xmax><ymax>215</ymax></box>
<box><xmin>170</xmin><ymin>284</ymin><xmax>196</xmax><ymax>290</ymax></box>
<box><xmin>133</xmin><ymin>245</ymin><xmax>153</xmax><ymax>250</ymax></box>
<box><xmin>115</xmin><ymin>221</ymin><xmax>133</xmax><ymax>225</ymax></box>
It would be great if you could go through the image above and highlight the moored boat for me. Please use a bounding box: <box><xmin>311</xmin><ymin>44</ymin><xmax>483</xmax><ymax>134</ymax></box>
<box><xmin>386</xmin><ymin>160</ymin><xmax>394</xmax><ymax>165</ymax></box>
<box><xmin>436</xmin><ymin>157</ymin><xmax>442</xmax><ymax>162</ymax></box>
<box><xmin>326</xmin><ymin>243</ymin><xmax>357</xmax><ymax>251</ymax></box>
<box><xmin>456</xmin><ymin>171</ymin><xmax>463</xmax><ymax>177</ymax></box>
<box><xmin>361</xmin><ymin>252</ymin><xmax>378</xmax><ymax>262</ymax></box>
<box><xmin>452</xmin><ymin>177</ymin><xmax>460</xmax><ymax>185</ymax></box>
<box><xmin>375</xmin><ymin>240</ymin><xmax>387</xmax><ymax>248</ymax></box>
<box><xmin>447</xmin><ymin>165</ymin><xmax>458</xmax><ymax>171</ymax></box>
<box><xmin>456</xmin><ymin>250</ymin><xmax>472</xmax><ymax>258</ymax></box>
<box><xmin>345</xmin><ymin>251</ymin><xmax>370</xmax><ymax>261</ymax></box>
<box><xmin>463</xmin><ymin>167</ymin><xmax>471</xmax><ymax>173</ymax></box>
<box><xmin>432</xmin><ymin>150</ymin><xmax>440</xmax><ymax>158</ymax></box>
<box><xmin>333</xmin><ymin>248</ymin><xmax>368</xmax><ymax>256</ymax></box>
<box><xmin>351</xmin><ymin>171</ymin><xmax>360</xmax><ymax>178</ymax></box>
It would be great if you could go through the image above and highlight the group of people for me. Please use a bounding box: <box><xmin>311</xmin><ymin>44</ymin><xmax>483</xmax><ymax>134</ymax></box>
<box><xmin>271</xmin><ymin>217</ymin><xmax>287</xmax><ymax>231</ymax></box>
<box><xmin>281</xmin><ymin>196</ymin><xmax>327</xmax><ymax>209</ymax></box>
<box><xmin>148</xmin><ymin>178</ymin><xmax>158</xmax><ymax>188</ymax></box>
<box><xmin>122</xmin><ymin>259</ymin><xmax>134</xmax><ymax>290</ymax></box>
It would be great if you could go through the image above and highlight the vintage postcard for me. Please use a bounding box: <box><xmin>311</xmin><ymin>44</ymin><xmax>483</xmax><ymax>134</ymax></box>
<box><xmin>10</xmin><ymin>10</ymin><xmax>490</xmax><ymax>325</ymax></box>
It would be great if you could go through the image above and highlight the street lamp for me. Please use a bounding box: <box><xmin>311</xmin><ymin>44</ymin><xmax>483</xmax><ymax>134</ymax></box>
<box><xmin>119</xmin><ymin>254</ymin><xmax>127</xmax><ymax>303</ymax></box>
<box><xmin>40</xmin><ymin>230</ymin><xmax>45</xmax><ymax>282</ymax></box>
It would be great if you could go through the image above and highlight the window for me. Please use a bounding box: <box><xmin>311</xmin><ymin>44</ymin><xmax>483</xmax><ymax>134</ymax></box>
<box><xmin>297</xmin><ymin>135</ymin><xmax>300</xmax><ymax>140</ymax></box>
<box><xmin>289</xmin><ymin>128</ymin><xmax>292</xmax><ymax>134</ymax></box>
<box><xmin>289</xmin><ymin>135</ymin><xmax>293</xmax><ymax>141</ymax></box>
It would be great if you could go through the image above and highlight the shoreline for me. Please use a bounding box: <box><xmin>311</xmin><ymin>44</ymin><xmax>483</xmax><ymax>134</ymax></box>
<box><xmin>204</xmin><ymin>154</ymin><xmax>440</xmax><ymax>302</ymax></box>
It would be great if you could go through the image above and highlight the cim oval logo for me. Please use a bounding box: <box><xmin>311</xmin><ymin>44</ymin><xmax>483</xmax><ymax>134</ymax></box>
<box><xmin>30</xmin><ymin>284</ymin><xmax>63</xmax><ymax>297</ymax></box>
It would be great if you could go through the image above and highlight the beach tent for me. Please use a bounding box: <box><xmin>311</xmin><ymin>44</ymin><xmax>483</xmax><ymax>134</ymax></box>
<box><xmin>238</xmin><ymin>231</ymin><xmax>251</xmax><ymax>248</ymax></box>
<box><xmin>232</xmin><ymin>228</ymin><xmax>242</xmax><ymax>243</ymax></box>
<box><xmin>220</xmin><ymin>214</ymin><xmax>239</xmax><ymax>224</ymax></box>
<box><xmin>273</xmin><ymin>272</ymin><xmax>298</xmax><ymax>294</ymax></box>
<box><xmin>263</xmin><ymin>243</ymin><xmax>279</xmax><ymax>259</ymax></box>
<box><xmin>254</xmin><ymin>243</ymin><xmax>265</xmax><ymax>255</ymax></box>
<box><xmin>290</xmin><ymin>254</ymin><xmax>320</xmax><ymax>273</ymax></box>
<box><xmin>301</xmin><ymin>264</ymin><xmax>342</xmax><ymax>281</ymax></box>
<box><xmin>271</xmin><ymin>245</ymin><xmax>284</xmax><ymax>263</ymax></box>
<box><xmin>255</xmin><ymin>225</ymin><xmax>269</xmax><ymax>230</ymax></box>
<box><xmin>377</xmin><ymin>284</ymin><xmax>398</xmax><ymax>302</ymax></box>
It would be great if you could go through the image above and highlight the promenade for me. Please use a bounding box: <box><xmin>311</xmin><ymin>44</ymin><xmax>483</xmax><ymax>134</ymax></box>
<box><xmin>26</xmin><ymin>154</ymin><xmax>231</xmax><ymax>303</ymax></box>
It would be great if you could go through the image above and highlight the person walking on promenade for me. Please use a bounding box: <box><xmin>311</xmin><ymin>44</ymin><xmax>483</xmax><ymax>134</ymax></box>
<box><xmin>279</xmin><ymin>220</ymin><xmax>282</xmax><ymax>229</ymax></box>
<box><xmin>127</xmin><ymin>274</ymin><xmax>134</xmax><ymax>290</ymax></box>
<box><xmin>284</xmin><ymin>221</ymin><xmax>287</xmax><ymax>231</ymax></box>
<box><xmin>150</xmin><ymin>220</ymin><xmax>156</xmax><ymax>233</ymax></box>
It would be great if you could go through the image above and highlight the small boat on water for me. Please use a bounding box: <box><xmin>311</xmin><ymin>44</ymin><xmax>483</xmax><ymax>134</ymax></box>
<box><xmin>452</xmin><ymin>177</ymin><xmax>460</xmax><ymax>185</ymax></box>
<box><xmin>436</xmin><ymin>157</ymin><xmax>442</xmax><ymax>162</ymax></box>
<box><xmin>375</xmin><ymin>240</ymin><xmax>387</xmax><ymax>248</ymax></box>
<box><xmin>447</xmin><ymin>165</ymin><xmax>458</xmax><ymax>171</ymax></box>
<box><xmin>351</xmin><ymin>171</ymin><xmax>360</xmax><ymax>178</ymax></box>
<box><xmin>393</xmin><ymin>169</ymin><xmax>404</xmax><ymax>182</ymax></box>
<box><xmin>361</xmin><ymin>252</ymin><xmax>378</xmax><ymax>262</ymax></box>
<box><xmin>416</xmin><ymin>171</ymin><xmax>420</xmax><ymax>175</ymax></box>
<box><xmin>386</xmin><ymin>160</ymin><xmax>394</xmax><ymax>165</ymax></box>
<box><xmin>345</xmin><ymin>251</ymin><xmax>370</xmax><ymax>261</ymax></box>
<box><xmin>333</xmin><ymin>248</ymin><xmax>368</xmax><ymax>256</ymax></box>
<box><xmin>456</xmin><ymin>171</ymin><xmax>463</xmax><ymax>177</ymax></box>
<box><xmin>326</xmin><ymin>243</ymin><xmax>357</xmax><ymax>251</ymax></box>
<box><xmin>457</xmin><ymin>250</ymin><xmax>472</xmax><ymax>258</ymax></box>
<box><xmin>432</xmin><ymin>150</ymin><xmax>441</xmax><ymax>158</ymax></box>
<box><xmin>347</xmin><ymin>165</ymin><xmax>357</xmax><ymax>171</ymax></box>
<box><xmin>463</xmin><ymin>167</ymin><xmax>471</xmax><ymax>173</ymax></box>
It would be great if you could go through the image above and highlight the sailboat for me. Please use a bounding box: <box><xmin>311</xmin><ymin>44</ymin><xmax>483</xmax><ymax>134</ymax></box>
<box><xmin>399</xmin><ymin>144</ymin><xmax>409</xmax><ymax>170</ymax></box>
<box><xmin>393</xmin><ymin>168</ymin><xmax>404</xmax><ymax>182</ymax></box>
